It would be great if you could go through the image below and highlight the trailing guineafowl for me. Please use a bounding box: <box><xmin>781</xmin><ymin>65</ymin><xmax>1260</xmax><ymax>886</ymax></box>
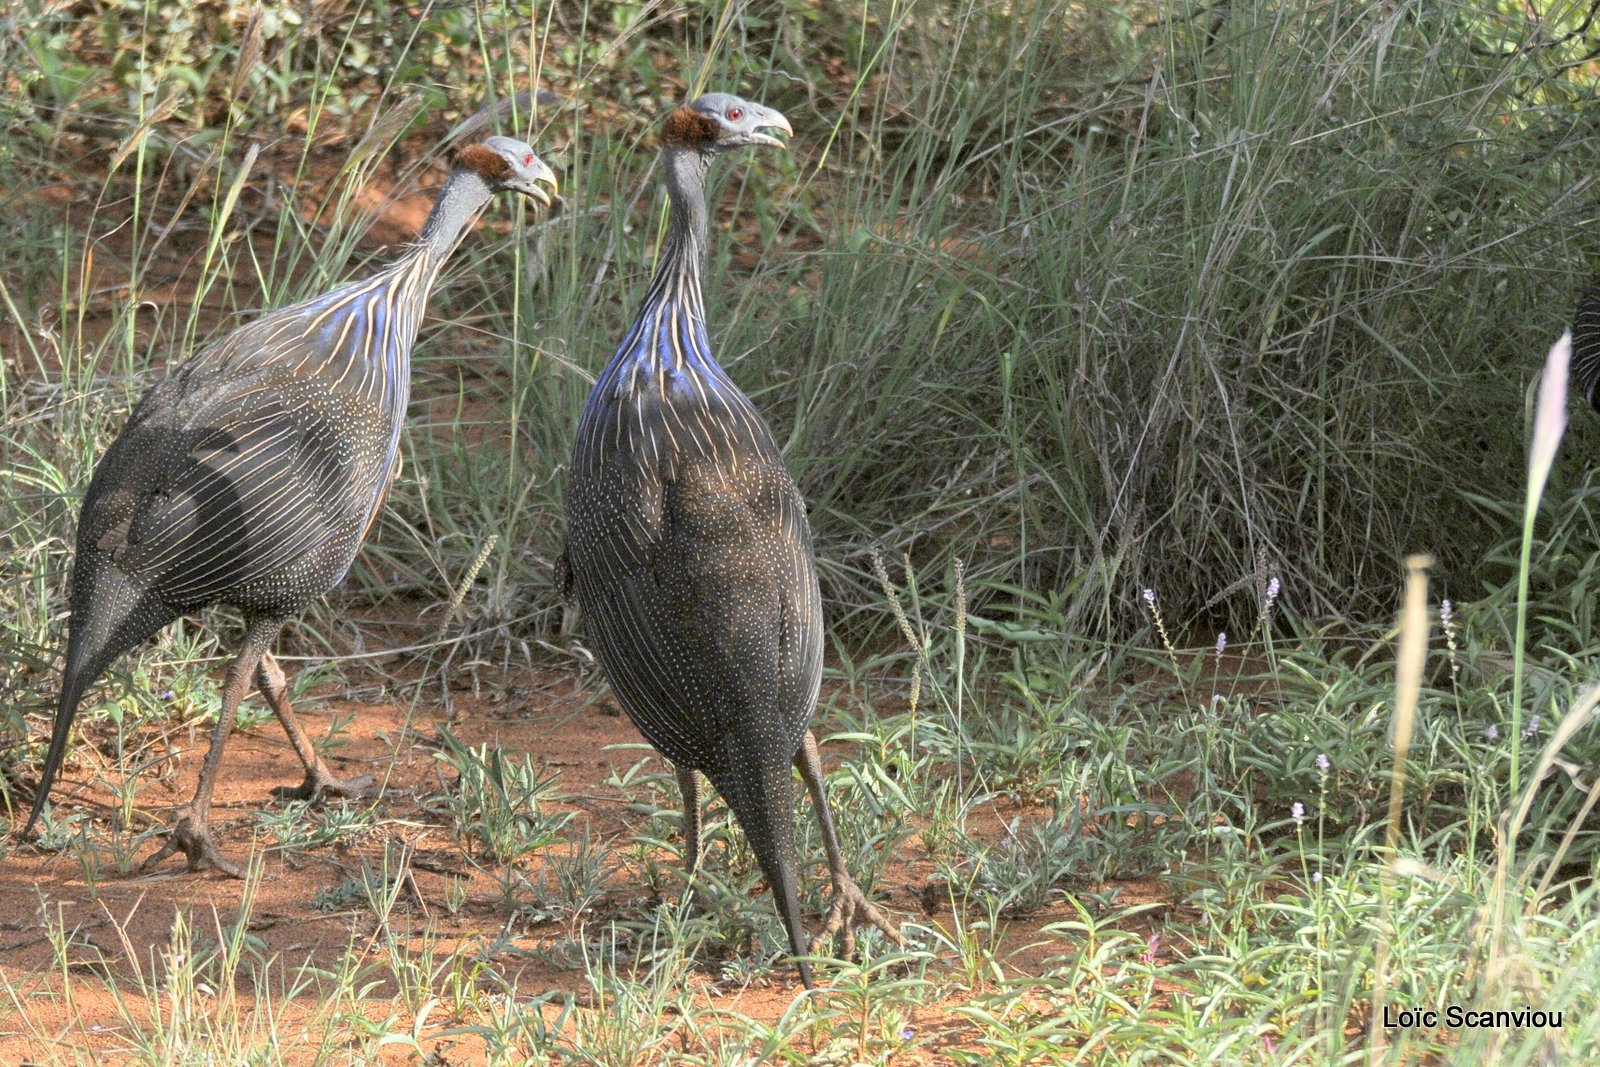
<box><xmin>25</xmin><ymin>138</ymin><xmax>558</xmax><ymax>876</ymax></box>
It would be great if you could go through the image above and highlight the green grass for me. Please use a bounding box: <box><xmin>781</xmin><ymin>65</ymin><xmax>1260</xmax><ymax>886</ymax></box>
<box><xmin>5</xmin><ymin>0</ymin><xmax>1600</xmax><ymax>1062</ymax></box>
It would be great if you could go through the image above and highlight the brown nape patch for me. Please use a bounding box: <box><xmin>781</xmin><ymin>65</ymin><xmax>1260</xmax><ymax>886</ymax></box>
<box><xmin>457</xmin><ymin>143</ymin><xmax>513</xmax><ymax>181</ymax></box>
<box><xmin>661</xmin><ymin>106</ymin><xmax>720</xmax><ymax>148</ymax></box>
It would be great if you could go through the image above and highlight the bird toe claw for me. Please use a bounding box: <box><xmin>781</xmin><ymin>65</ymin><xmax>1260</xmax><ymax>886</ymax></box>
<box><xmin>271</xmin><ymin>766</ymin><xmax>374</xmax><ymax>803</ymax></box>
<box><xmin>142</xmin><ymin>810</ymin><xmax>245</xmax><ymax>878</ymax></box>
<box><xmin>809</xmin><ymin>875</ymin><xmax>904</xmax><ymax>958</ymax></box>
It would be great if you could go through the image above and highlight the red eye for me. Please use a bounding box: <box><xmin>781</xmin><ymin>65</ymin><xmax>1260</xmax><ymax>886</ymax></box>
<box><xmin>727</xmin><ymin>107</ymin><xmax>743</xmax><ymax>122</ymax></box>
<box><xmin>523</xmin><ymin>153</ymin><xmax>533</xmax><ymax>166</ymax></box>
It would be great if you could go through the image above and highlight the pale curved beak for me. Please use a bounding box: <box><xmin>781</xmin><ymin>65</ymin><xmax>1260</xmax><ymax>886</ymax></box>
<box><xmin>516</xmin><ymin>158</ymin><xmax>559</xmax><ymax>208</ymax></box>
<box><xmin>750</xmin><ymin>106</ymin><xmax>793</xmax><ymax>149</ymax></box>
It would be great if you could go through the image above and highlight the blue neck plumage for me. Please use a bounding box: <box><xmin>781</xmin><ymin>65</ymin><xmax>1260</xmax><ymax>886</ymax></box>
<box><xmin>291</xmin><ymin>164</ymin><xmax>496</xmax><ymax>464</ymax></box>
<box><xmin>375</xmin><ymin>167</ymin><xmax>496</xmax><ymax>399</ymax></box>
<box><xmin>604</xmin><ymin>147</ymin><xmax>731</xmax><ymax>392</ymax></box>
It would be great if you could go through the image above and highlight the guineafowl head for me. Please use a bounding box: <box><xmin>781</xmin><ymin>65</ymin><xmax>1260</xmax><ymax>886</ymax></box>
<box><xmin>663</xmin><ymin>93</ymin><xmax>792</xmax><ymax>154</ymax></box>
<box><xmin>456</xmin><ymin>137</ymin><xmax>559</xmax><ymax>206</ymax></box>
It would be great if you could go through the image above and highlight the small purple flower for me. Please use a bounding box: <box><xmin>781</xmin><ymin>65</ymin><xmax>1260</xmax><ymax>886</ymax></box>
<box><xmin>1143</xmin><ymin>931</ymin><xmax>1162</xmax><ymax>963</ymax></box>
<box><xmin>1523</xmin><ymin>716</ymin><xmax>1541</xmax><ymax>740</ymax></box>
<box><xmin>900</xmin><ymin>1026</ymin><xmax>916</xmax><ymax>1041</ymax></box>
<box><xmin>1485</xmin><ymin>724</ymin><xmax>1500</xmax><ymax>742</ymax></box>
<box><xmin>1311</xmin><ymin>870</ymin><xmax>1322</xmax><ymax>884</ymax></box>
<box><xmin>1291</xmin><ymin>801</ymin><xmax>1306</xmax><ymax>824</ymax></box>
<box><xmin>1215</xmin><ymin>631</ymin><xmax>1228</xmax><ymax>656</ymax></box>
<box><xmin>1142</xmin><ymin>588</ymin><xmax>1157</xmax><ymax>607</ymax></box>
<box><xmin>159</xmin><ymin>691</ymin><xmax>175</xmax><ymax>702</ymax></box>
<box><xmin>1440</xmin><ymin>599</ymin><xmax>1454</xmax><ymax>626</ymax></box>
<box><xmin>1316</xmin><ymin>753</ymin><xmax>1330</xmax><ymax>774</ymax></box>
<box><xmin>1266</xmin><ymin>576</ymin><xmax>1281</xmax><ymax>603</ymax></box>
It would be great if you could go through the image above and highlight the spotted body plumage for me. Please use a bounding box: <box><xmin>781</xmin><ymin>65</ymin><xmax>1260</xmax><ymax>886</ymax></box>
<box><xmin>566</xmin><ymin>94</ymin><xmax>902</xmax><ymax>987</ymax></box>
<box><xmin>571</xmin><ymin>292</ymin><xmax>822</xmax><ymax>771</ymax></box>
<box><xmin>25</xmin><ymin>138</ymin><xmax>558</xmax><ymax>874</ymax></box>
<box><xmin>81</xmin><ymin>259</ymin><xmax>425</xmax><ymax>620</ymax></box>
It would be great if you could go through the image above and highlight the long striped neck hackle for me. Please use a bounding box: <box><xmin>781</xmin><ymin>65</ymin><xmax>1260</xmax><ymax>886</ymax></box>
<box><xmin>644</xmin><ymin>143</ymin><xmax>713</xmax><ymax>328</ymax></box>
<box><xmin>365</xmin><ymin>163</ymin><xmax>498</xmax><ymax>395</ymax></box>
<box><xmin>312</xmin><ymin>162</ymin><xmax>498</xmax><ymax>431</ymax></box>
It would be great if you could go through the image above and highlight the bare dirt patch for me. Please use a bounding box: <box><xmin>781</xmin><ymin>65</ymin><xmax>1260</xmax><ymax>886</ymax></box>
<box><xmin>0</xmin><ymin>654</ymin><xmax>1168</xmax><ymax>1064</ymax></box>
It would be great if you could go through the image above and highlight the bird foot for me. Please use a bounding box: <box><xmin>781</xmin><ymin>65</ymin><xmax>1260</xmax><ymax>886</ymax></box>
<box><xmin>809</xmin><ymin>873</ymin><xmax>905</xmax><ymax>958</ymax></box>
<box><xmin>142</xmin><ymin>809</ymin><xmax>244</xmax><ymax>878</ymax></box>
<box><xmin>271</xmin><ymin>764</ymin><xmax>374</xmax><ymax>803</ymax></box>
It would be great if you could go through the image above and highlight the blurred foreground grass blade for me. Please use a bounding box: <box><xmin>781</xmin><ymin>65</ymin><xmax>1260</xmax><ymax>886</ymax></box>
<box><xmin>1369</xmin><ymin>551</ymin><xmax>1430</xmax><ymax>1064</ymax></box>
<box><xmin>1511</xmin><ymin>330</ymin><xmax>1571</xmax><ymax>793</ymax></box>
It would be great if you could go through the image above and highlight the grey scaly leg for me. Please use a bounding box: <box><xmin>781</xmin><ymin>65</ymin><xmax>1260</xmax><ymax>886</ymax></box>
<box><xmin>142</xmin><ymin>617</ymin><xmax>282</xmax><ymax>877</ymax></box>
<box><xmin>796</xmin><ymin>731</ymin><xmax>906</xmax><ymax>957</ymax></box>
<box><xmin>257</xmin><ymin>651</ymin><xmax>373</xmax><ymax>802</ymax></box>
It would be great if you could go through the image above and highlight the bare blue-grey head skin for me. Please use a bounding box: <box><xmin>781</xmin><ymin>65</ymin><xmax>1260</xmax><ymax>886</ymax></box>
<box><xmin>674</xmin><ymin>92</ymin><xmax>794</xmax><ymax>150</ymax></box>
<box><xmin>417</xmin><ymin>137</ymin><xmax>557</xmax><ymax>259</ymax></box>
<box><xmin>23</xmin><ymin>138</ymin><xmax>556</xmax><ymax>876</ymax></box>
<box><xmin>475</xmin><ymin>136</ymin><xmax>560</xmax><ymax>203</ymax></box>
<box><xmin>564</xmin><ymin>94</ymin><xmax>902</xmax><ymax>989</ymax></box>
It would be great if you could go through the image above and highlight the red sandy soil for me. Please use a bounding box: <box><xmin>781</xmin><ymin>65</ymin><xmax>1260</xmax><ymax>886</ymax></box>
<box><xmin>0</xmin><ymin>658</ymin><xmax>1181</xmax><ymax>1065</ymax></box>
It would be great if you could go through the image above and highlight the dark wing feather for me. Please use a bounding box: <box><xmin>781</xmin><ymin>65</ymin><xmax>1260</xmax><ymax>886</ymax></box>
<box><xmin>82</xmin><ymin>319</ymin><xmax>397</xmax><ymax>615</ymax></box>
<box><xmin>569</xmin><ymin>382</ymin><xmax>822</xmax><ymax>773</ymax></box>
<box><xmin>768</xmin><ymin>458</ymin><xmax>824</xmax><ymax>728</ymax></box>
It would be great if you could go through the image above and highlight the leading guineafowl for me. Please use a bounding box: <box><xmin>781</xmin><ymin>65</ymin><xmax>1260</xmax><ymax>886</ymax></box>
<box><xmin>565</xmin><ymin>93</ymin><xmax>903</xmax><ymax>987</ymax></box>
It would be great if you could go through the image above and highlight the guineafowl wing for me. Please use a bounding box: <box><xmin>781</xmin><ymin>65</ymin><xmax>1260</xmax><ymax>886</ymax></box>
<box><xmin>573</xmin><ymin>450</ymin><xmax>821</xmax><ymax>774</ymax></box>
<box><xmin>84</xmin><ymin>357</ymin><xmax>390</xmax><ymax>614</ymax></box>
<box><xmin>666</xmin><ymin>456</ymin><xmax>822</xmax><ymax>759</ymax></box>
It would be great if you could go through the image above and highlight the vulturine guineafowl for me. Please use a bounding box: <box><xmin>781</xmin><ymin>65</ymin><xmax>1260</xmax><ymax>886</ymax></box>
<box><xmin>564</xmin><ymin>93</ymin><xmax>903</xmax><ymax>988</ymax></box>
<box><xmin>24</xmin><ymin>138</ymin><xmax>558</xmax><ymax>876</ymax></box>
<box><xmin>1573</xmin><ymin>281</ymin><xmax>1600</xmax><ymax>409</ymax></box>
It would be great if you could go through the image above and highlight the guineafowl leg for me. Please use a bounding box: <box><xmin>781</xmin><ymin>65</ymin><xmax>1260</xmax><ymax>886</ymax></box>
<box><xmin>677</xmin><ymin>765</ymin><xmax>704</xmax><ymax>875</ymax></box>
<box><xmin>675</xmin><ymin>765</ymin><xmax>720</xmax><ymax>912</ymax></box>
<box><xmin>256</xmin><ymin>652</ymin><xmax>374</xmax><ymax>802</ymax></box>
<box><xmin>796</xmin><ymin>731</ymin><xmax>906</xmax><ymax>957</ymax></box>
<box><xmin>142</xmin><ymin>618</ymin><xmax>283</xmax><ymax>877</ymax></box>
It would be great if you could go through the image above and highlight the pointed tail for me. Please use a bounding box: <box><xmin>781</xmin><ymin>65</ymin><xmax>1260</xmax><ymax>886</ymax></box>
<box><xmin>715</xmin><ymin>760</ymin><xmax>814</xmax><ymax>989</ymax></box>
<box><xmin>1573</xmin><ymin>280</ymin><xmax>1600</xmax><ymax>412</ymax></box>
<box><xmin>23</xmin><ymin>556</ymin><xmax>164</xmax><ymax>837</ymax></box>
